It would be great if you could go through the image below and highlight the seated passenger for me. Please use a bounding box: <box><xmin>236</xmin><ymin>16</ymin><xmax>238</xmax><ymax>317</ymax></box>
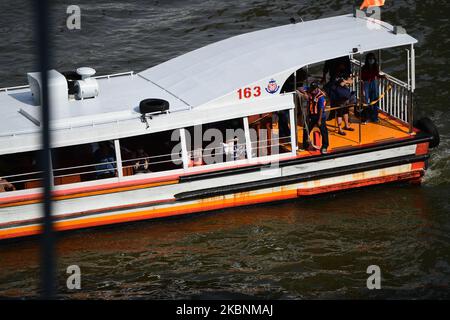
<box><xmin>329</xmin><ymin>76</ymin><xmax>356</xmax><ymax>136</ymax></box>
<box><xmin>298</xmin><ymin>81</ymin><xmax>329</xmax><ymax>154</ymax></box>
<box><xmin>361</xmin><ymin>53</ymin><xmax>385</xmax><ymax>123</ymax></box>
<box><xmin>133</xmin><ymin>148</ymin><xmax>151</xmax><ymax>174</ymax></box>
<box><xmin>94</xmin><ymin>142</ymin><xmax>116</xmax><ymax>179</ymax></box>
<box><xmin>0</xmin><ymin>177</ymin><xmax>15</xmax><ymax>192</ymax></box>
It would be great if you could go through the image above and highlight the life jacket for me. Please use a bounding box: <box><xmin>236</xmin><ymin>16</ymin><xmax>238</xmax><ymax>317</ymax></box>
<box><xmin>308</xmin><ymin>89</ymin><xmax>326</xmax><ymax>115</ymax></box>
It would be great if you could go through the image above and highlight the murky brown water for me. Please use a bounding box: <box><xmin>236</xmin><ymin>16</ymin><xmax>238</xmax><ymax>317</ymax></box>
<box><xmin>0</xmin><ymin>0</ymin><xmax>449</xmax><ymax>299</ymax></box>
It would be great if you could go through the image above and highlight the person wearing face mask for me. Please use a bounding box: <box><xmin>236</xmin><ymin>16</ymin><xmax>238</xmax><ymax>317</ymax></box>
<box><xmin>361</xmin><ymin>53</ymin><xmax>385</xmax><ymax>123</ymax></box>
<box><xmin>298</xmin><ymin>81</ymin><xmax>329</xmax><ymax>154</ymax></box>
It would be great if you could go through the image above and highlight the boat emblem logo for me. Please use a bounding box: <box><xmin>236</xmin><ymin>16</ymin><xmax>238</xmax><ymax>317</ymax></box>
<box><xmin>265</xmin><ymin>79</ymin><xmax>280</xmax><ymax>94</ymax></box>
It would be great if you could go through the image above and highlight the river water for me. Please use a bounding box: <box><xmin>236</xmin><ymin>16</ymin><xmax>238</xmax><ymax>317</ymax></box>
<box><xmin>0</xmin><ymin>0</ymin><xmax>449</xmax><ymax>299</ymax></box>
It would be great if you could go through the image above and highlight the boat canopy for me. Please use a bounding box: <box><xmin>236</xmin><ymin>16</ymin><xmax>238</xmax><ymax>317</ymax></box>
<box><xmin>140</xmin><ymin>14</ymin><xmax>417</xmax><ymax>108</ymax></box>
<box><xmin>0</xmin><ymin>13</ymin><xmax>418</xmax><ymax>155</ymax></box>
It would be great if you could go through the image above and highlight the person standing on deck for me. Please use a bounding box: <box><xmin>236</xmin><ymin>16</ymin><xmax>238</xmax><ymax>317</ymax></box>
<box><xmin>322</xmin><ymin>56</ymin><xmax>352</xmax><ymax>120</ymax></box>
<box><xmin>322</xmin><ymin>56</ymin><xmax>352</xmax><ymax>91</ymax></box>
<box><xmin>298</xmin><ymin>81</ymin><xmax>329</xmax><ymax>155</ymax></box>
<box><xmin>361</xmin><ymin>53</ymin><xmax>385</xmax><ymax>123</ymax></box>
<box><xmin>329</xmin><ymin>76</ymin><xmax>356</xmax><ymax>136</ymax></box>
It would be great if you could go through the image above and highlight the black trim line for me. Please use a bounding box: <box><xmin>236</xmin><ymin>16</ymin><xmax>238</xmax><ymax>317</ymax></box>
<box><xmin>1</xmin><ymin>154</ymin><xmax>428</xmax><ymax>232</ymax></box>
<box><xmin>175</xmin><ymin>154</ymin><xmax>429</xmax><ymax>201</ymax></box>
<box><xmin>180</xmin><ymin>133</ymin><xmax>432</xmax><ymax>183</ymax></box>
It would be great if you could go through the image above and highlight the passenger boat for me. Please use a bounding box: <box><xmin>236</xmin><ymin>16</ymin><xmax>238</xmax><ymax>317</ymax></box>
<box><xmin>0</xmin><ymin>11</ymin><xmax>440</xmax><ymax>240</ymax></box>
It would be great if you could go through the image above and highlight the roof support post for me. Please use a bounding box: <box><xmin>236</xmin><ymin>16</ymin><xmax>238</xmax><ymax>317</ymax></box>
<box><xmin>243</xmin><ymin>116</ymin><xmax>253</xmax><ymax>160</ymax></box>
<box><xmin>114</xmin><ymin>139</ymin><xmax>123</xmax><ymax>179</ymax></box>
<box><xmin>409</xmin><ymin>44</ymin><xmax>416</xmax><ymax>134</ymax></box>
<box><xmin>407</xmin><ymin>48</ymin><xmax>411</xmax><ymax>89</ymax></box>
<box><xmin>358</xmin><ymin>53</ymin><xmax>363</xmax><ymax>144</ymax></box>
<box><xmin>179</xmin><ymin>128</ymin><xmax>190</xmax><ymax>169</ymax></box>
<box><xmin>378</xmin><ymin>49</ymin><xmax>382</xmax><ymax>70</ymax></box>
<box><xmin>411</xmin><ymin>44</ymin><xmax>416</xmax><ymax>92</ymax></box>
<box><xmin>289</xmin><ymin>108</ymin><xmax>297</xmax><ymax>154</ymax></box>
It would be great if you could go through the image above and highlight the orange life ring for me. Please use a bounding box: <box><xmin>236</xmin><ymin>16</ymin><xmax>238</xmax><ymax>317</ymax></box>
<box><xmin>309</xmin><ymin>127</ymin><xmax>322</xmax><ymax>150</ymax></box>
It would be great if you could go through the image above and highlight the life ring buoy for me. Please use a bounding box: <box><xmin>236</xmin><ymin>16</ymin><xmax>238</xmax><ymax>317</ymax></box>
<box><xmin>414</xmin><ymin>117</ymin><xmax>440</xmax><ymax>148</ymax></box>
<box><xmin>309</xmin><ymin>127</ymin><xmax>322</xmax><ymax>150</ymax></box>
<box><xmin>139</xmin><ymin>99</ymin><xmax>170</xmax><ymax>114</ymax></box>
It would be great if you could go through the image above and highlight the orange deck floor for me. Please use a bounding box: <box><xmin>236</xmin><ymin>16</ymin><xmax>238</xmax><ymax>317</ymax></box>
<box><xmin>291</xmin><ymin>112</ymin><xmax>413</xmax><ymax>156</ymax></box>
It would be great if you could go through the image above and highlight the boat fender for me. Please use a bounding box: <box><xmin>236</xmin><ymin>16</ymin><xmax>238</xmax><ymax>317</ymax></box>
<box><xmin>414</xmin><ymin>117</ymin><xmax>440</xmax><ymax>148</ymax></box>
<box><xmin>139</xmin><ymin>99</ymin><xmax>170</xmax><ymax>115</ymax></box>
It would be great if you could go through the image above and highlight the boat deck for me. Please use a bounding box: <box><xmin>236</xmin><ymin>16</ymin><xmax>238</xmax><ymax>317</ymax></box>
<box><xmin>291</xmin><ymin>112</ymin><xmax>412</xmax><ymax>156</ymax></box>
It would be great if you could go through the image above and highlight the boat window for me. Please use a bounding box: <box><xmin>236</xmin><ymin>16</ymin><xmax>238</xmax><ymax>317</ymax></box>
<box><xmin>184</xmin><ymin>118</ymin><xmax>247</xmax><ymax>167</ymax></box>
<box><xmin>248</xmin><ymin>110</ymin><xmax>293</xmax><ymax>157</ymax></box>
<box><xmin>120</xmin><ymin>130</ymin><xmax>183</xmax><ymax>176</ymax></box>
<box><xmin>0</xmin><ymin>151</ymin><xmax>40</xmax><ymax>191</ymax></box>
<box><xmin>51</xmin><ymin>140</ymin><xmax>117</xmax><ymax>185</ymax></box>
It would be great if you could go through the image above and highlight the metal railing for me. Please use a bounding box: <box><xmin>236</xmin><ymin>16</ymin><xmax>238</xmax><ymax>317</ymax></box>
<box><xmin>1</xmin><ymin>136</ymin><xmax>289</xmax><ymax>189</ymax></box>
<box><xmin>351</xmin><ymin>59</ymin><xmax>413</xmax><ymax>129</ymax></box>
<box><xmin>379</xmin><ymin>74</ymin><xmax>411</xmax><ymax>124</ymax></box>
<box><xmin>0</xmin><ymin>71</ymin><xmax>134</xmax><ymax>94</ymax></box>
<box><xmin>0</xmin><ymin>160</ymin><xmax>120</xmax><ymax>189</ymax></box>
<box><xmin>0</xmin><ymin>84</ymin><xmax>30</xmax><ymax>93</ymax></box>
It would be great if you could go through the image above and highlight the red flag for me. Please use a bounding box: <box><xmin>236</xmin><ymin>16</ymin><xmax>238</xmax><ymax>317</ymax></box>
<box><xmin>360</xmin><ymin>0</ymin><xmax>385</xmax><ymax>10</ymax></box>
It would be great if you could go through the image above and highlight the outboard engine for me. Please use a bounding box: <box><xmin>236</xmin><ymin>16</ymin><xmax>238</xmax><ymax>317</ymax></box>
<box><xmin>74</xmin><ymin>67</ymin><xmax>99</xmax><ymax>100</ymax></box>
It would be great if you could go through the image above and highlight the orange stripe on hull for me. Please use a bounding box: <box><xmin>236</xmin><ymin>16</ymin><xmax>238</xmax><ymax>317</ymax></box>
<box><xmin>0</xmin><ymin>179</ymin><xmax>178</xmax><ymax>208</ymax></box>
<box><xmin>0</xmin><ymin>170</ymin><xmax>425</xmax><ymax>241</ymax></box>
<box><xmin>411</xmin><ymin>162</ymin><xmax>425</xmax><ymax>171</ymax></box>
<box><xmin>297</xmin><ymin>171</ymin><xmax>423</xmax><ymax>196</ymax></box>
<box><xmin>415</xmin><ymin>142</ymin><xmax>430</xmax><ymax>156</ymax></box>
<box><xmin>0</xmin><ymin>189</ymin><xmax>298</xmax><ymax>240</ymax></box>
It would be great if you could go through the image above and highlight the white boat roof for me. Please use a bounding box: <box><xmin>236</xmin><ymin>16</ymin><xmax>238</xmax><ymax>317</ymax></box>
<box><xmin>0</xmin><ymin>13</ymin><xmax>417</xmax><ymax>155</ymax></box>
<box><xmin>140</xmin><ymin>13</ymin><xmax>417</xmax><ymax>107</ymax></box>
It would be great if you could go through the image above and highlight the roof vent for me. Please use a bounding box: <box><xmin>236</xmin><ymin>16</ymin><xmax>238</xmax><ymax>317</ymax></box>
<box><xmin>74</xmin><ymin>67</ymin><xmax>99</xmax><ymax>100</ymax></box>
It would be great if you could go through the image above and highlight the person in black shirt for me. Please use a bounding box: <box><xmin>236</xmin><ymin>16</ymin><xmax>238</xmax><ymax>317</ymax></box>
<box><xmin>329</xmin><ymin>76</ymin><xmax>356</xmax><ymax>136</ymax></box>
<box><xmin>322</xmin><ymin>56</ymin><xmax>352</xmax><ymax>84</ymax></box>
<box><xmin>322</xmin><ymin>56</ymin><xmax>352</xmax><ymax>122</ymax></box>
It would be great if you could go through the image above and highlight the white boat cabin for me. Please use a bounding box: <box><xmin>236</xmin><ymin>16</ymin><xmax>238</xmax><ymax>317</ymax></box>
<box><xmin>0</xmin><ymin>12</ymin><xmax>418</xmax><ymax>194</ymax></box>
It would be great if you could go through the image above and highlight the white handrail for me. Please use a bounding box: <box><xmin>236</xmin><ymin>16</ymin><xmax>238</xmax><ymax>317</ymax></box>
<box><xmin>0</xmin><ymin>84</ymin><xmax>30</xmax><ymax>93</ymax></box>
<box><xmin>94</xmin><ymin>71</ymin><xmax>134</xmax><ymax>80</ymax></box>
<box><xmin>0</xmin><ymin>71</ymin><xmax>135</xmax><ymax>94</ymax></box>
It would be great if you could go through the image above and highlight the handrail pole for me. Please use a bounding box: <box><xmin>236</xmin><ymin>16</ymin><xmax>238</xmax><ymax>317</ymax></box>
<box><xmin>114</xmin><ymin>139</ymin><xmax>123</xmax><ymax>179</ymax></box>
<box><xmin>179</xmin><ymin>128</ymin><xmax>190</xmax><ymax>169</ymax></box>
<box><xmin>409</xmin><ymin>44</ymin><xmax>416</xmax><ymax>133</ymax></box>
<box><xmin>358</xmin><ymin>53</ymin><xmax>362</xmax><ymax>145</ymax></box>
<box><xmin>289</xmin><ymin>108</ymin><xmax>297</xmax><ymax>154</ymax></box>
<box><xmin>243</xmin><ymin>117</ymin><xmax>253</xmax><ymax>160</ymax></box>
